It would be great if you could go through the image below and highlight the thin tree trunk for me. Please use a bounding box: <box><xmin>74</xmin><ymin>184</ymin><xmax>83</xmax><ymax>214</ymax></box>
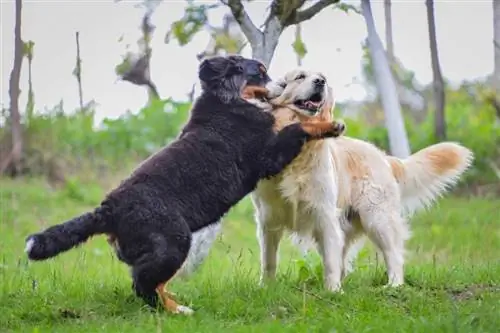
<box><xmin>26</xmin><ymin>50</ymin><xmax>34</xmax><ymax>121</ymax></box>
<box><xmin>141</xmin><ymin>13</ymin><xmax>159</xmax><ymax>104</ymax></box>
<box><xmin>250</xmin><ymin>17</ymin><xmax>282</xmax><ymax>68</ymax></box>
<box><xmin>8</xmin><ymin>0</ymin><xmax>24</xmax><ymax>176</ymax></box>
<box><xmin>384</xmin><ymin>0</ymin><xmax>394</xmax><ymax>63</ymax></box>
<box><xmin>251</xmin><ymin>38</ymin><xmax>280</xmax><ymax>69</ymax></box>
<box><xmin>426</xmin><ymin>0</ymin><xmax>446</xmax><ymax>140</ymax></box>
<box><xmin>361</xmin><ymin>0</ymin><xmax>410</xmax><ymax>158</ymax></box>
<box><xmin>493</xmin><ymin>0</ymin><xmax>500</xmax><ymax>120</ymax></box>
<box><xmin>75</xmin><ymin>31</ymin><xmax>84</xmax><ymax>110</ymax></box>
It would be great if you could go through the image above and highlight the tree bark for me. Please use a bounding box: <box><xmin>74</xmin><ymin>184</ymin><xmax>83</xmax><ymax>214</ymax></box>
<box><xmin>8</xmin><ymin>0</ymin><xmax>24</xmax><ymax>176</ymax></box>
<box><xmin>384</xmin><ymin>0</ymin><xmax>394</xmax><ymax>63</ymax></box>
<box><xmin>252</xmin><ymin>17</ymin><xmax>281</xmax><ymax>68</ymax></box>
<box><xmin>75</xmin><ymin>32</ymin><xmax>84</xmax><ymax>110</ymax></box>
<box><xmin>426</xmin><ymin>0</ymin><xmax>446</xmax><ymax>140</ymax></box>
<box><xmin>226</xmin><ymin>0</ymin><xmax>339</xmax><ymax>68</ymax></box>
<box><xmin>493</xmin><ymin>0</ymin><xmax>500</xmax><ymax>120</ymax></box>
<box><xmin>361</xmin><ymin>0</ymin><xmax>410</xmax><ymax>158</ymax></box>
<box><xmin>26</xmin><ymin>42</ymin><xmax>34</xmax><ymax>121</ymax></box>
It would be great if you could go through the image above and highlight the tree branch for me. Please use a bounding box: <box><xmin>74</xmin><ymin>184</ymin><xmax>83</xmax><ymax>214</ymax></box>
<box><xmin>287</xmin><ymin>0</ymin><xmax>340</xmax><ymax>26</ymax></box>
<box><xmin>224</xmin><ymin>0</ymin><xmax>262</xmax><ymax>47</ymax></box>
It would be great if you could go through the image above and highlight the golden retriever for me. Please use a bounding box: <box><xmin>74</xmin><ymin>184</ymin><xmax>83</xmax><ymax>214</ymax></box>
<box><xmin>251</xmin><ymin>69</ymin><xmax>474</xmax><ymax>292</ymax></box>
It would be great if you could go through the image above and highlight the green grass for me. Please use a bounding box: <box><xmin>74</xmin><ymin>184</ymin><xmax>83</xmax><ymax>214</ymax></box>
<box><xmin>0</xmin><ymin>177</ymin><xmax>499</xmax><ymax>332</ymax></box>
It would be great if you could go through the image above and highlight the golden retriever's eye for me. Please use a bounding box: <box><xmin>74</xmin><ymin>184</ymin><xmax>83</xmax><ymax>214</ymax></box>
<box><xmin>295</xmin><ymin>74</ymin><xmax>306</xmax><ymax>81</ymax></box>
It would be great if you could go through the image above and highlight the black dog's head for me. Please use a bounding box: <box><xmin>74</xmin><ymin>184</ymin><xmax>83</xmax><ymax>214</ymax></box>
<box><xmin>198</xmin><ymin>55</ymin><xmax>271</xmax><ymax>103</ymax></box>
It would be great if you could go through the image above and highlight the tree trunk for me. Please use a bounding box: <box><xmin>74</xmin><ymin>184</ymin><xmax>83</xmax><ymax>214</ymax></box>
<box><xmin>384</xmin><ymin>0</ymin><xmax>394</xmax><ymax>63</ymax></box>
<box><xmin>75</xmin><ymin>31</ymin><xmax>84</xmax><ymax>110</ymax></box>
<box><xmin>8</xmin><ymin>0</ymin><xmax>24</xmax><ymax>176</ymax></box>
<box><xmin>493</xmin><ymin>0</ymin><xmax>500</xmax><ymax>120</ymax></box>
<box><xmin>251</xmin><ymin>37</ymin><xmax>280</xmax><ymax>69</ymax></box>
<box><xmin>26</xmin><ymin>51</ymin><xmax>34</xmax><ymax>121</ymax></box>
<box><xmin>226</xmin><ymin>0</ymin><xmax>338</xmax><ymax>69</ymax></box>
<box><xmin>250</xmin><ymin>17</ymin><xmax>281</xmax><ymax>68</ymax></box>
<box><xmin>426</xmin><ymin>0</ymin><xmax>446</xmax><ymax>140</ymax></box>
<box><xmin>361</xmin><ymin>0</ymin><xmax>410</xmax><ymax>158</ymax></box>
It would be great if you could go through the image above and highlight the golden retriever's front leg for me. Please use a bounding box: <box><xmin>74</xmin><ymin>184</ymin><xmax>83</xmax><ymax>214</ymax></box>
<box><xmin>256</xmin><ymin>215</ymin><xmax>284</xmax><ymax>285</ymax></box>
<box><xmin>314</xmin><ymin>207</ymin><xmax>345</xmax><ymax>293</ymax></box>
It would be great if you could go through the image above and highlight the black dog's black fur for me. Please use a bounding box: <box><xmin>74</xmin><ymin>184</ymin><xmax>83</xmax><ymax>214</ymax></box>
<box><xmin>25</xmin><ymin>55</ymin><xmax>340</xmax><ymax>309</ymax></box>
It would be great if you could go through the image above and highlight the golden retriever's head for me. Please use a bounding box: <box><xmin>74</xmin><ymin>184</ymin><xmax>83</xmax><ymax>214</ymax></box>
<box><xmin>266</xmin><ymin>69</ymin><xmax>334</xmax><ymax>120</ymax></box>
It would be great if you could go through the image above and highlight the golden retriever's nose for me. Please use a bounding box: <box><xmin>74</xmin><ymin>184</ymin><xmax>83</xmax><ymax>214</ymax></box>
<box><xmin>313</xmin><ymin>78</ymin><xmax>326</xmax><ymax>87</ymax></box>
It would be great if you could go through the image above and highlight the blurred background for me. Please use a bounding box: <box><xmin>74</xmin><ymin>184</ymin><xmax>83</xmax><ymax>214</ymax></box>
<box><xmin>1</xmin><ymin>0</ymin><xmax>499</xmax><ymax>195</ymax></box>
<box><xmin>1</xmin><ymin>3</ymin><xmax>499</xmax><ymax>331</ymax></box>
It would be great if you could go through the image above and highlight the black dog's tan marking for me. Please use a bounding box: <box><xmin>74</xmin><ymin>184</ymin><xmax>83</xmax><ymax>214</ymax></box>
<box><xmin>24</xmin><ymin>55</ymin><xmax>342</xmax><ymax>313</ymax></box>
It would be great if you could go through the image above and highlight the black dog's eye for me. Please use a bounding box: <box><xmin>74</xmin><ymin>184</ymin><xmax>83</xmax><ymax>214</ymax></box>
<box><xmin>295</xmin><ymin>74</ymin><xmax>306</xmax><ymax>81</ymax></box>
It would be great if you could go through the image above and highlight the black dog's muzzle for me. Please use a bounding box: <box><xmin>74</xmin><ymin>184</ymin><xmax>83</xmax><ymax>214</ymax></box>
<box><xmin>242</xmin><ymin>59</ymin><xmax>271</xmax><ymax>87</ymax></box>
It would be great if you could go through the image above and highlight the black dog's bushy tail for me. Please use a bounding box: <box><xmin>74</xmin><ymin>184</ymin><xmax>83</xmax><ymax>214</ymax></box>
<box><xmin>25</xmin><ymin>206</ymin><xmax>112</xmax><ymax>261</ymax></box>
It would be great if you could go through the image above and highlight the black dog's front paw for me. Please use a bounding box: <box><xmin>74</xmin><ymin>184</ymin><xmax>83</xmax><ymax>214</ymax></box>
<box><xmin>300</xmin><ymin>120</ymin><xmax>346</xmax><ymax>139</ymax></box>
<box><xmin>329</xmin><ymin>120</ymin><xmax>346</xmax><ymax>137</ymax></box>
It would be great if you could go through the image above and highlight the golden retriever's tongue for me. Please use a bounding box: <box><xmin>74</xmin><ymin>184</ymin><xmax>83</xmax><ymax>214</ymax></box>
<box><xmin>305</xmin><ymin>101</ymin><xmax>320</xmax><ymax>109</ymax></box>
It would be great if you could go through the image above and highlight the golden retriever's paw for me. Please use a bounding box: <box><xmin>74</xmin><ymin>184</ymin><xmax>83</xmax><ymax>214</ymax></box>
<box><xmin>326</xmin><ymin>285</ymin><xmax>344</xmax><ymax>294</ymax></box>
<box><xmin>383</xmin><ymin>282</ymin><xmax>404</xmax><ymax>289</ymax></box>
<box><xmin>324</xmin><ymin>278</ymin><xmax>344</xmax><ymax>294</ymax></box>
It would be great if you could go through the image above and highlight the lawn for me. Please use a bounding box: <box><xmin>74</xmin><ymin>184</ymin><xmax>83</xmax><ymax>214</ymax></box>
<box><xmin>0</xmin><ymin>177</ymin><xmax>499</xmax><ymax>332</ymax></box>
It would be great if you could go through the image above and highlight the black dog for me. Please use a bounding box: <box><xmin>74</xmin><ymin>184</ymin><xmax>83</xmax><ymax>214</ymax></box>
<box><xmin>24</xmin><ymin>55</ymin><xmax>344</xmax><ymax>314</ymax></box>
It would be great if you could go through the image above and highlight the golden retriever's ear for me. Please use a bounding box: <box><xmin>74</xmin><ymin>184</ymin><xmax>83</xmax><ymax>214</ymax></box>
<box><xmin>319</xmin><ymin>86</ymin><xmax>335</xmax><ymax>121</ymax></box>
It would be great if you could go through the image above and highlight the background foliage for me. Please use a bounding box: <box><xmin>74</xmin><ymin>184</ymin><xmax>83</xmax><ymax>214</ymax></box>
<box><xmin>1</xmin><ymin>81</ymin><xmax>498</xmax><ymax>196</ymax></box>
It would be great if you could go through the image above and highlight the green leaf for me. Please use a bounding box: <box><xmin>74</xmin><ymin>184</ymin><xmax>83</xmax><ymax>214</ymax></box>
<box><xmin>22</xmin><ymin>40</ymin><xmax>35</xmax><ymax>60</ymax></box>
<box><xmin>292</xmin><ymin>30</ymin><xmax>307</xmax><ymax>60</ymax></box>
<box><xmin>335</xmin><ymin>3</ymin><xmax>361</xmax><ymax>14</ymax></box>
<box><xmin>165</xmin><ymin>3</ymin><xmax>218</xmax><ymax>46</ymax></box>
<box><xmin>115</xmin><ymin>53</ymin><xmax>134</xmax><ymax>76</ymax></box>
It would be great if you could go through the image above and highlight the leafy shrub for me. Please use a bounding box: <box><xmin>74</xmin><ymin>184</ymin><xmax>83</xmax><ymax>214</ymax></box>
<box><xmin>341</xmin><ymin>85</ymin><xmax>500</xmax><ymax>189</ymax></box>
<box><xmin>1</xmin><ymin>82</ymin><xmax>498</xmax><ymax>192</ymax></box>
<box><xmin>1</xmin><ymin>98</ymin><xmax>190</xmax><ymax>179</ymax></box>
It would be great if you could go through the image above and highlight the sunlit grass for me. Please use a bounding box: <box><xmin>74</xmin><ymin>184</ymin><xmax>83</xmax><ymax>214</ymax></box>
<box><xmin>0</xmin><ymin>178</ymin><xmax>498</xmax><ymax>332</ymax></box>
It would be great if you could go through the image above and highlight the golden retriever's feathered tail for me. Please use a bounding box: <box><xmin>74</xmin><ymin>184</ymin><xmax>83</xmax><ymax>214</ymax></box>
<box><xmin>387</xmin><ymin>142</ymin><xmax>474</xmax><ymax>216</ymax></box>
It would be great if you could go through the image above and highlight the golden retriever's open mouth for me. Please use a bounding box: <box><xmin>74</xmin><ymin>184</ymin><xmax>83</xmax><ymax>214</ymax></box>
<box><xmin>294</xmin><ymin>92</ymin><xmax>324</xmax><ymax>112</ymax></box>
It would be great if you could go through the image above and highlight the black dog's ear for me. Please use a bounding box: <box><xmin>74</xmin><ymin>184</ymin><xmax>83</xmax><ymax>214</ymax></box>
<box><xmin>198</xmin><ymin>57</ymin><xmax>219</xmax><ymax>84</ymax></box>
<box><xmin>199</xmin><ymin>56</ymin><xmax>243</xmax><ymax>84</ymax></box>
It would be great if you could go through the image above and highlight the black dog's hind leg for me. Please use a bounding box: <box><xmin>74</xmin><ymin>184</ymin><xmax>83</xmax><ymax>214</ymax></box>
<box><xmin>130</xmin><ymin>224</ymin><xmax>193</xmax><ymax>314</ymax></box>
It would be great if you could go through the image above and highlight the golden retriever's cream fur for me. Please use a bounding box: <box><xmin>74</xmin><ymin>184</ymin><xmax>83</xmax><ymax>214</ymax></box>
<box><xmin>251</xmin><ymin>69</ymin><xmax>474</xmax><ymax>292</ymax></box>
